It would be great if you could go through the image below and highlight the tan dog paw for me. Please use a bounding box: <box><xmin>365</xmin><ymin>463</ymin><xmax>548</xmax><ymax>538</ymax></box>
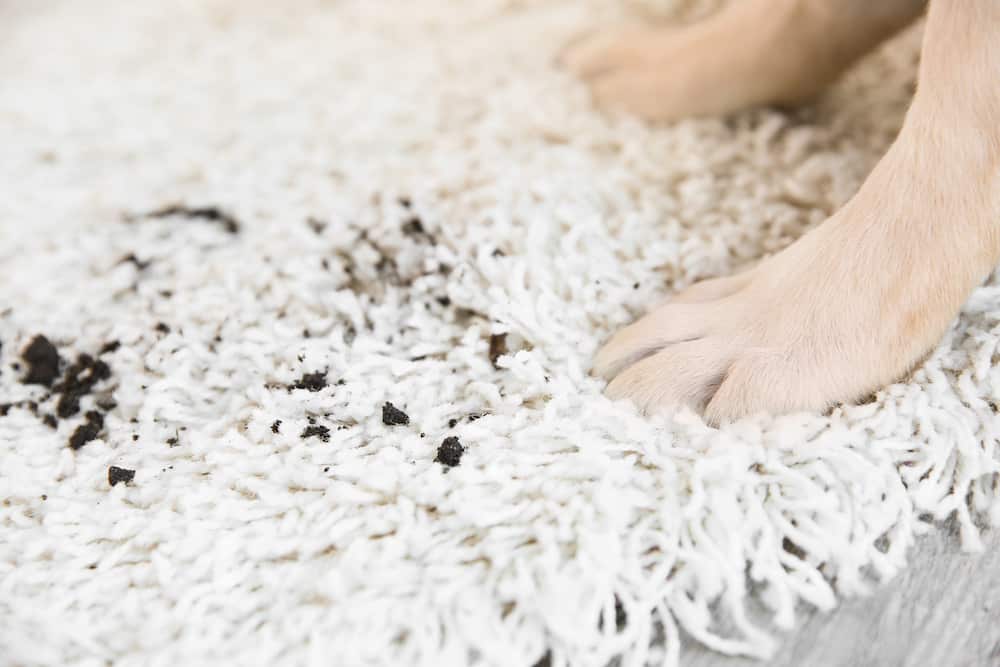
<box><xmin>596</xmin><ymin>112</ymin><xmax>1000</xmax><ymax>422</ymax></box>
<box><xmin>559</xmin><ymin>0</ymin><xmax>924</xmax><ymax>121</ymax></box>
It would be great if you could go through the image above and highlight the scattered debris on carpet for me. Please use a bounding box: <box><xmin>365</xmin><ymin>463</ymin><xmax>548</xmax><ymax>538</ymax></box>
<box><xmin>289</xmin><ymin>370</ymin><xmax>328</xmax><ymax>393</ymax></box>
<box><xmin>136</xmin><ymin>204</ymin><xmax>241</xmax><ymax>234</ymax></box>
<box><xmin>108</xmin><ymin>465</ymin><xmax>135</xmax><ymax>486</ymax></box>
<box><xmin>3</xmin><ymin>335</ymin><xmax>118</xmax><ymax>449</ymax></box>
<box><xmin>382</xmin><ymin>402</ymin><xmax>409</xmax><ymax>426</ymax></box>
<box><xmin>435</xmin><ymin>436</ymin><xmax>464</xmax><ymax>467</ymax></box>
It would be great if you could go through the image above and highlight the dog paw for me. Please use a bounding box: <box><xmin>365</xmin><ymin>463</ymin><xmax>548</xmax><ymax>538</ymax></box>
<box><xmin>559</xmin><ymin>3</ymin><xmax>833</xmax><ymax>121</ymax></box>
<box><xmin>595</xmin><ymin>125</ymin><xmax>999</xmax><ymax>422</ymax></box>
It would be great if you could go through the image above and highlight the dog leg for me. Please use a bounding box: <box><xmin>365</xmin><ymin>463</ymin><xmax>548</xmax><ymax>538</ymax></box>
<box><xmin>561</xmin><ymin>0</ymin><xmax>926</xmax><ymax>120</ymax></box>
<box><xmin>595</xmin><ymin>0</ymin><xmax>1000</xmax><ymax>422</ymax></box>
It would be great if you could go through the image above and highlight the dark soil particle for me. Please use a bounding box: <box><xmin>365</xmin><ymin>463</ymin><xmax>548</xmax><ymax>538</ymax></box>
<box><xmin>99</xmin><ymin>340</ymin><xmax>121</xmax><ymax>355</ymax></box>
<box><xmin>166</xmin><ymin>437</ymin><xmax>179</xmax><ymax>446</ymax></box>
<box><xmin>120</xmin><ymin>253</ymin><xmax>151</xmax><ymax>270</ymax></box>
<box><xmin>290</xmin><ymin>371</ymin><xmax>327</xmax><ymax>392</ymax></box>
<box><xmin>96</xmin><ymin>396</ymin><xmax>117</xmax><ymax>412</ymax></box>
<box><xmin>42</xmin><ymin>414</ymin><xmax>57</xmax><ymax>429</ymax></box>
<box><xmin>488</xmin><ymin>333</ymin><xmax>507</xmax><ymax>368</ymax></box>
<box><xmin>532</xmin><ymin>651</ymin><xmax>552</xmax><ymax>667</ymax></box>
<box><xmin>381</xmin><ymin>402</ymin><xmax>409</xmax><ymax>426</ymax></box>
<box><xmin>69</xmin><ymin>411</ymin><xmax>104</xmax><ymax>450</ymax></box>
<box><xmin>53</xmin><ymin>354</ymin><xmax>112</xmax><ymax>419</ymax></box>
<box><xmin>143</xmin><ymin>204</ymin><xmax>240</xmax><ymax>234</ymax></box>
<box><xmin>400</xmin><ymin>215</ymin><xmax>436</xmax><ymax>245</ymax></box>
<box><xmin>445</xmin><ymin>413</ymin><xmax>484</xmax><ymax>431</ymax></box>
<box><xmin>435</xmin><ymin>436</ymin><xmax>464</xmax><ymax>467</ymax></box>
<box><xmin>271</xmin><ymin>419</ymin><xmax>282</xmax><ymax>434</ymax></box>
<box><xmin>401</xmin><ymin>217</ymin><xmax>424</xmax><ymax>236</ymax></box>
<box><xmin>301</xmin><ymin>425</ymin><xmax>331</xmax><ymax>442</ymax></box>
<box><xmin>782</xmin><ymin>537</ymin><xmax>807</xmax><ymax>559</ymax></box>
<box><xmin>22</xmin><ymin>335</ymin><xmax>61</xmax><ymax>386</ymax></box>
<box><xmin>108</xmin><ymin>466</ymin><xmax>135</xmax><ymax>486</ymax></box>
<box><xmin>306</xmin><ymin>217</ymin><xmax>327</xmax><ymax>234</ymax></box>
<box><xmin>154</xmin><ymin>322</ymin><xmax>171</xmax><ymax>334</ymax></box>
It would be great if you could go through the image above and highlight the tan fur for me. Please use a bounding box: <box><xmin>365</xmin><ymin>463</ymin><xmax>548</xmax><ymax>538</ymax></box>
<box><xmin>565</xmin><ymin>0</ymin><xmax>1000</xmax><ymax>423</ymax></box>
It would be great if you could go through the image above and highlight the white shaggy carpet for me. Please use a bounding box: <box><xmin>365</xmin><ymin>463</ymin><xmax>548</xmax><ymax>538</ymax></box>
<box><xmin>1</xmin><ymin>2</ymin><xmax>998</xmax><ymax>666</ymax></box>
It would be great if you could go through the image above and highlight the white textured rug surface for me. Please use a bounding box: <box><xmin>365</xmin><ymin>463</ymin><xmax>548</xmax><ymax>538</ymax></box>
<box><xmin>2</xmin><ymin>2</ymin><xmax>998</xmax><ymax>666</ymax></box>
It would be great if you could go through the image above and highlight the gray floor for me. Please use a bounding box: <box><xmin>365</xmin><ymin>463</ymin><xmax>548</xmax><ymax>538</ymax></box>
<box><xmin>685</xmin><ymin>524</ymin><xmax>1000</xmax><ymax>667</ymax></box>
